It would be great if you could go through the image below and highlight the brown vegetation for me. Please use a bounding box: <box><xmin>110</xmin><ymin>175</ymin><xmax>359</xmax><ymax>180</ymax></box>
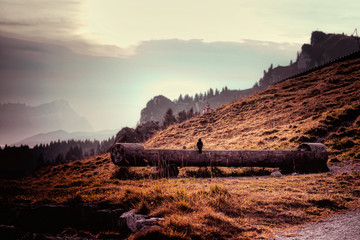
<box><xmin>1</xmin><ymin>154</ymin><xmax>359</xmax><ymax>239</ymax></box>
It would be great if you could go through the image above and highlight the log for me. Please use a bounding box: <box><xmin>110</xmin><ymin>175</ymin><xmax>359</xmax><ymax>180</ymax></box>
<box><xmin>110</xmin><ymin>143</ymin><xmax>329</xmax><ymax>174</ymax></box>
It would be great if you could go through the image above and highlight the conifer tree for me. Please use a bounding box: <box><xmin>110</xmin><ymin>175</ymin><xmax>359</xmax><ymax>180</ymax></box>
<box><xmin>177</xmin><ymin>110</ymin><xmax>187</xmax><ymax>123</ymax></box>
<box><xmin>163</xmin><ymin>108</ymin><xmax>177</xmax><ymax>128</ymax></box>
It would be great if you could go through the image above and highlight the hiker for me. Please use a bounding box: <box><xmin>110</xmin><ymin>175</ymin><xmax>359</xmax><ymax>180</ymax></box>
<box><xmin>197</xmin><ymin>138</ymin><xmax>203</xmax><ymax>153</ymax></box>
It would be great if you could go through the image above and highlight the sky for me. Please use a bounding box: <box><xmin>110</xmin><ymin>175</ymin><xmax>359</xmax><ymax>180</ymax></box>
<box><xmin>0</xmin><ymin>0</ymin><xmax>359</xmax><ymax>131</ymax></box>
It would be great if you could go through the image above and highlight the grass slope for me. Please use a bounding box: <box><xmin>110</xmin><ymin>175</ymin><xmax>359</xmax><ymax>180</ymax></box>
<box><xmin>145</xmin><ymin>57</ymin><xmax>360</xmax><ymax>163</ymax></box>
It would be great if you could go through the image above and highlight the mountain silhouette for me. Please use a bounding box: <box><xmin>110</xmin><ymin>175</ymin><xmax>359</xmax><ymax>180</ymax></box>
<box><xmin>0</xmin><ymin>100</ymin><xmax>93</xmax><ymax>145</ymax></box>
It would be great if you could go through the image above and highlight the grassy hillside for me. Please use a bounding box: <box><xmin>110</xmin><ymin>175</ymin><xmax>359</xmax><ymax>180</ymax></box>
<box><xmin>145</xmin><ymin>56</ymin><xmax>360</xmax><ymax>162</ymax></box>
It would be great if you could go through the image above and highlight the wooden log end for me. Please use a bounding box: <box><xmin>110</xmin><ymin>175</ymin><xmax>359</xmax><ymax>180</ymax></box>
<box><xmin>296</xmin><ymin>143</ymin><xmax>329</xmax><ymax>173</ymax></box>
<box><xmin>111</xmin><ymin>143</ymin><xmax>145</xmax><ymax>166</ymax></box>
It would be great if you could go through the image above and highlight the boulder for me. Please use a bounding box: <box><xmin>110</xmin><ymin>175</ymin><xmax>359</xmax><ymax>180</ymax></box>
<box><xmin>119</xmin><ymin>209</ymin><xmax>164</xmax><ymax>232</ymax></box>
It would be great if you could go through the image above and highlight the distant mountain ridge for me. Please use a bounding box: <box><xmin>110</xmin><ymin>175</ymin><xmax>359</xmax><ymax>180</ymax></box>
<box><xmin>140</xmin><ymin>88</ymin><xmax>255</xmax><ymax>125</ymax></box>
<box><xmin>139</xmin><ymin>31</ymin><xmax>360</xmax><ymax>125</ymax></box>
<box><xmin>258</xmin><ymin>31</ymin><xmax>360</xmax><ymax>88</ymax></box>
<box><xmin>13</xmin><ymin>129</ymin><xmax>116</xmax><ymax>147</ymax></box>
<box><xmin>0</xmin><ymin>100</ymin><xmax>93</xmax><ymax>145</ymax></box>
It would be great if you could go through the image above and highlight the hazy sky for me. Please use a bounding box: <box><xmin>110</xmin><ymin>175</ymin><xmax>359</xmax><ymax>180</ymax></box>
<box><xmin>0</xmin><ymin>0</ymin><xmax>359</xmax><ymax>131</ymax></box>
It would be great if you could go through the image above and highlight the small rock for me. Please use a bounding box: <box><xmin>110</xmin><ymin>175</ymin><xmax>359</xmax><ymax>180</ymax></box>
<box><xmin>119</xmin><ymin>209</ymin><xmax>164</xmax><ymax>232</ymax></box>
<box><xmin>271</xmin><ymin>171</ymin><xmax>282</xmax><ymax>177</ymax></box>
<box><xmin>150</xmin><ymin>167</ymin><xmax>159</xmax><ymax>173</ymax></box>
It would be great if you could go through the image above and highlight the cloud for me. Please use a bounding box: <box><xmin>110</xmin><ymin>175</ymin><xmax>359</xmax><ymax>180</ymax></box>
<box><xmin>0</xmin><ymin>0</ymin><xmax>89</xmax><ymax>53</ymax></box>
<box><xmin>0</xmin><ymin>33</ymin><xmax>300</xmax><ymax>130</ymax></box>
<box><xmin>0</xmin><ymin>20</ymin><xmax>33</xmax><ymax>27</ymax></box>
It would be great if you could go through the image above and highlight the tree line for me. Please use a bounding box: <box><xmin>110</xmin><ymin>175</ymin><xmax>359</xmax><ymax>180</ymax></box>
<box><xmin>174</xmin><ymin>86</ymin><xmax>229</xmax><ymax>104</ymax></box>
<box><xmin>0</xmin><ymin>137</ymin><xmax>114</xmax><ymax>178</ymax></box>
<box><xmin>163</xmin><ymin>107</ymin><xmax>199</xmax><ymax>128</ymax></box>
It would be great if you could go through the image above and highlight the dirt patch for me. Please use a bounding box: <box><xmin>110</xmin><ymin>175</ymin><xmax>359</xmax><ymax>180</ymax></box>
<box><xmin>274</xmin><ymin>210</ymin><xmax>360</xmax><ymax>240</ymax></box>
<box><xmin>272</xmin><ymin>160</ymin><xmax>360</xmax><ymax>240</ymax></box>
<box><xmin>328</xmin><ymin>159</ymin><xmax>360</xmax><ymax>175</ymax></box>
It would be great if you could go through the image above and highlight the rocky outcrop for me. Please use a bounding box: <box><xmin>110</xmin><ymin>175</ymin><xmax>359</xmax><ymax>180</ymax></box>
<box><xmin>140</xmin><ymin>95</ymin><xmax>176</xmax><ymax>124</ymax></box>
<box><xmin>114</xmin><ymin>121</ymin><xmax>161</xmax><ymax>143</ymax></box>
<box><xmin>259</xmin><ymin>31</ymin><xmax>360</xmax><ymax>88</ymax></box>
<box><xmin>119</xmin><ymin>209</ymin><xmax>164</xmax><ymax>232</ymax></box>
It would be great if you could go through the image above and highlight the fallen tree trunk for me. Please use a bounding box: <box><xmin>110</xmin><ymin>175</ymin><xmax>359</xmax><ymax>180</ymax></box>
<box><xmin>111</xmin><ymin>143</ymin><xmax>329</xmax><ymax>174</ymax></box>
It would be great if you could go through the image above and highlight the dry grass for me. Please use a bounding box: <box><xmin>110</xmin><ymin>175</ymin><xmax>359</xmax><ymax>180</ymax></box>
<box><xmin>1</xmin><ymin>154</ymin><xmax>359</xmax><ymax>239</ymax></box>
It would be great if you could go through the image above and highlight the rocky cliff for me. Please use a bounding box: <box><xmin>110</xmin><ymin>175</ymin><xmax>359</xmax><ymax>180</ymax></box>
<box><xmin>259</xmin><ymin>31</ymin><xmax>360</xmax><ymax>87</ymax></box>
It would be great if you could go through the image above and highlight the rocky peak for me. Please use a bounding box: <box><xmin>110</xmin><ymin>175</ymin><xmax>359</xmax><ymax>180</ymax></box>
<box><xmin>259</xmin><ymin>31</ymin><xmax>360</xmax><ymax>88</ymax></box>
<box><xmin>140</xmin><ymin>96</ymin><xmax>176</xmax><ymax>124</ymax></box>
<box><xmin>311</xmin><ymin>31</ymin><xmax>328</xmax><ymax>45</ymax></box>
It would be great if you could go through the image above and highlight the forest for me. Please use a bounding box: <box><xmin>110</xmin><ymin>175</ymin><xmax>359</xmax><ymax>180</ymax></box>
<box><xmin>0</xmin><ymin>137</ymin><xmax>114</xmax><ymax>178</ymax></box>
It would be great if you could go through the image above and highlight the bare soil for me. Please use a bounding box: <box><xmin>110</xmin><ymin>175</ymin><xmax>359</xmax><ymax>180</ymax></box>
<box><xmin>272</xmin><ymin>160</ymin><xmax>360</xmax><ymax>240</ymax></box>
<box><xmin>274</xmin><ymin>210</ymin><xmax>360</xmax><ymax>240</ymax></box>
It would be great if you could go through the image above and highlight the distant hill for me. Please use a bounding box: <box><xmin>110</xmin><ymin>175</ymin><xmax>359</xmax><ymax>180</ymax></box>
<box><xmin>145</xmin><ymin>52</ymin><xmax>360</xmax><ymax>162</ymax></box>
<box><xmin>140</xmin><ymin>88</ymin><xmax>255</xmax><ymax>125</ymax></box>
<box><xmin>140</xmin><ymin>31</ymin><xmax>360</xmax><ymax>126</ymax></box>
<box><xmin>0</xmin><ymin>100</ymin><xmax>93</xmax><ymax>145</ymax></box>
<box><xmin>13</xmin><ymin>129</ymin><xmax>116</xmax><ymax>147</ymax></box>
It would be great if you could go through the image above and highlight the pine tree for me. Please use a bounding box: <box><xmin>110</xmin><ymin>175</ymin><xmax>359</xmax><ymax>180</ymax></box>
<box><xmin>177</xmin><ymin>110</ymin><xmax>187</xmax><ymax>123</ymax></box>
<box><xmin>194</xmin><ymin>93</ymin><xmax>199</xmax><ymax>101</ymax></box>
<box><xmin>199</xmin><ymin>93</ymin><xmax>204</xmax><ymax>100</ymax></box>
<box><xmin>209</xmin><ymin>88</ymin><xmax>214</xmax><ymax>98</ymax></box>
<box><xmin>187</xmin><ymin>108</ymin><xmax>194</xmax><ymax>119</ymax></box>
<box><xmin>178</xmin><ymin>94</ymin><xmax>183</xmax><ymax>103</ymax></box>
<box><xmin>269</xmin><ymin>63</ymin><xmax>273</xmax><ymax>71</ymax></box>
<box><xmin>163</xmin><ymin>108</ymin><xmax>177</xmax><ymax>128</ymax></box>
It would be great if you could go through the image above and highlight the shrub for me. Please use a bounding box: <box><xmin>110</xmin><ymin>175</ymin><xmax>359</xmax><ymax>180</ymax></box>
<box><xmin>332</xmin><ymin>140</ymin><xmax>355</xmax><ymax>150</ymax></box>
<box><xmin>305</xmin><ymin>126</ymin><xmax>328</xmax><ymax>137</ymax></box>
<box><xmin>112</xmin><ymin>167</ymin><xmax>139</xmax><ymax>180</ymax></box>
<box><xmin>183</xmin><ymin>166</ymin><xmax>225</xmax><ymax>178</ymax></box>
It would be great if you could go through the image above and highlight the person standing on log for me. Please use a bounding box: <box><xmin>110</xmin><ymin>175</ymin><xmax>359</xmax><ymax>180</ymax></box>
<box><xmin>197</xmin><ymin>138</ymin><xmax>203</xmax><ymax>153</ymax></box>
